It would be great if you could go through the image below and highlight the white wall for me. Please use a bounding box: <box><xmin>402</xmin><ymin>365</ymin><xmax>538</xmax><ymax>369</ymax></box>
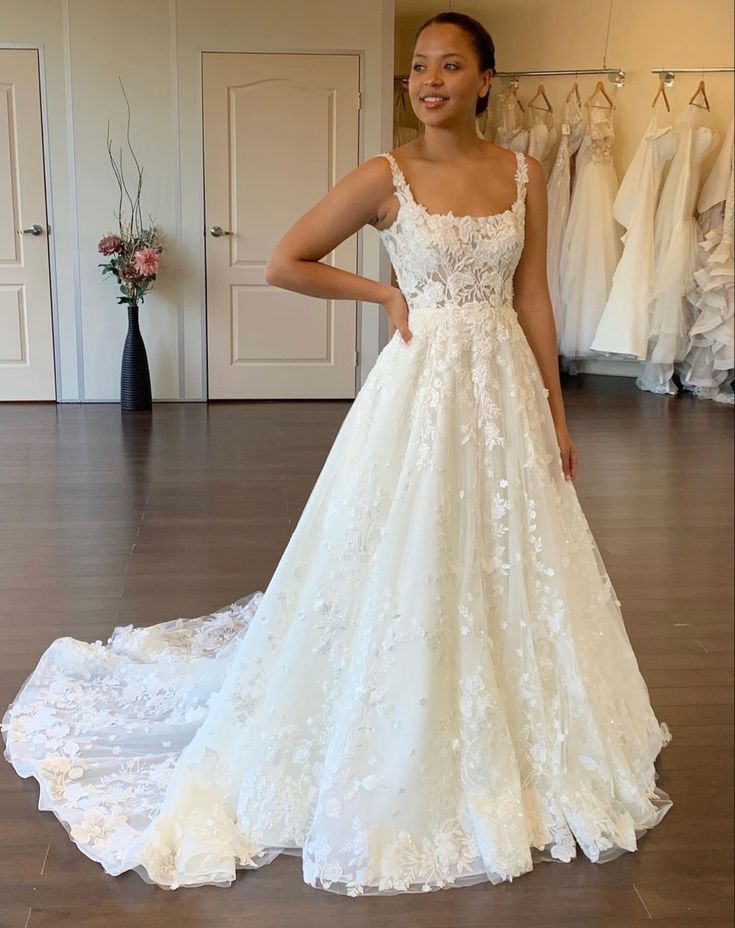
<box><xmin>1</xmin><ymin>0</ymin><xmax>395</xmax><ymax>401</ymax></box>
<box><xmin>395</xmin><ymin>0</ymin><xmax>735</xmax><ymax>378</ymax></box>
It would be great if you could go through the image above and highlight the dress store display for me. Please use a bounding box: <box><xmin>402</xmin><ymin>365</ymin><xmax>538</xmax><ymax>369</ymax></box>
<box><xmin>558</xmin><ymin>103</ymin><xmax>622</xmax><ymax>360</ymax></box>
<box><xmin>678</xmin><ymin>117</ymin><xmax>735</xmax><ymax>404</ymax></box>
<box><xmin>635</xmin><ymin>103</ymin><xmax>720</xmax><ymax>395</ymax></box>
<box><xmin>527</xmin><ymin>104</ymin><xmax>558</xmax><ymax>179</ymax></box>
<box><xmin>2</xmin><ymin>149</ymin><xmax>673</xmax><ymax>898</ymax></box>
<box><xmin>590</xmin><ymin>109</ymin><xmax>676</xmax><ymax>359</ymax></box>
<box><xmin>495</xmin><ymin>91</ymin><xmax>530</xmax><ymax>153</ymax></box>
<box><xmin>546</xmin><ymin>95</ymin><xmax>585</xmax><ymax>343</ymax></box>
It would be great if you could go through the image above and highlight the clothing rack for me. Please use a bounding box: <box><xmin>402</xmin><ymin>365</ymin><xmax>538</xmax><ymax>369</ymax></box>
<box><xmin>395</xmin><ymin>67</ymin><xmax>627</xmax><ymax>87</ymax></box>
<box><xmin>652</xmin><ymin>67</ymin><xmax>735</xmax><ymax>87</ymax></box>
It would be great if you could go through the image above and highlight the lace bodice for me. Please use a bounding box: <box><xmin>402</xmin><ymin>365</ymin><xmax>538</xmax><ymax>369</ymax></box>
<box><xmin>583</xmin><ymin>106</ymin><xmax>615</xmax><ymax>167</ymax></box>
<box><xmin>377</xmin><ymin>150</ymin><xmax>529</xmax><ymax>335</ymax></box>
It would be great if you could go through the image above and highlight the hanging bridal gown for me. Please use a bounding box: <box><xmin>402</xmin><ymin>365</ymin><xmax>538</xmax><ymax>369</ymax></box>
<box><xmin>636</xmin><ymin>104</ymin><xmax>720</xmax><ymax>395</ymax></box>
<box><xmin>527</xmin><ymin>105</ymin><xmax>558</xmax><ymax>179</ymax></box>
<box><xmin>590</xmin><ymin>109</ymin><xmax>676</xmax><ymax>359</ymax></box>
<box><xmin>678</xmin><ymin>118</ymin><xmax>735</xmax><ymax>404</ymax></box>
<box><xmin>495</xmin><ymin>91</ymin><xmax>530</xmax><ymax>153</ymax></box>
<box><xmin>2</xmin><ymin>149</ymin><xmax>673</xmax><ymax>898</ymax></box>
<box><xmin>547</xmin><ymin>96</ymin><xmax>585</xmax><ymax>341</ymax></box>
<box><xmin>558</xmin><ymin>104</ymin><xmax>622</xmax><ymax>360</ymax></box>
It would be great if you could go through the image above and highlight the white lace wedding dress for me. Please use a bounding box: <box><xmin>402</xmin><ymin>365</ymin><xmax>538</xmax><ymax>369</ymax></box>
<box><xmin>2</xmin><ymin>149</ymin><xmax>673</xmax><ymax>898</ymax></box>
<box><xmin>590</xmin><ymin>109</ymin><xmax>676</xmax><ymax>360</ymax></box>
<box><xmin>558</xmin><ymin>104</ymin><xmax>622</xmax><ymax>360</ymax></box>
<box><xmin>547</xmin><ymin>96</ymin><xmax>585</xmax><ymax>340</ymax></box>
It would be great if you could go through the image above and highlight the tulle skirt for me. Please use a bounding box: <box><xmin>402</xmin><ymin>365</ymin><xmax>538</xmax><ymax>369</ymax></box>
<box><xmin>2</xmin><ymin>301</ymin><xmax>673</xmax><ymax>896</ymax></box>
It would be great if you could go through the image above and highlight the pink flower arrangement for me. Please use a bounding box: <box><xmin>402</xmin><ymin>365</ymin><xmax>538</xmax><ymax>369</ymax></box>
<box><xmin>97</xmin><ymin>79</ymin><xmax>165</xmax><ymax>308</ymax></box>
<box><xmin>97</xmin><ymin>223</ymin><xmax>164</xmax><ymax>307</ymax></box>
<box><xmin>133</xmin><ymin>246</ymin><xmax>160</xmax><ymax>276</ymax></box>
<box><xmin>99</xmin><ymin>234</ymin><xmax>123</xmax><ymax>256</ymax></box>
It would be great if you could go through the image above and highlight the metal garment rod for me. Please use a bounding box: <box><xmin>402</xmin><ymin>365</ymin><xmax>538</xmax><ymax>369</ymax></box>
<box><xmin>652</xmin><ymin>67</ymin><xmax>734</xmax><ymax>87</ymax></box>
<box><xmin>395</xmin><ymin>67</ymin><xmax>626</xmax><ymax>83</ymax></box>
<box><xmin>652</xmin><ymin>67</ymin><xmax>735</xmax><ymax>73</ymax></box>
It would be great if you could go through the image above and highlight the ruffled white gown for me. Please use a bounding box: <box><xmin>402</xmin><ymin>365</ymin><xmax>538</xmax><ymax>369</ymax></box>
<box><xmin>558</xmin><ymin>105</ymin><xmax>622</xmax><ymax>360</ymax></box>
<box><xmin>1</xmin><ymin>149</ymin><xmax>673</xmax><ymax>898</ymax></box>
<box><xmin>678</xmin><ymin>118</ymin><xmax>735</xmax><ymax>404</ymax></box>
<box><xmin>636</xmin><ymin>104</ymin><xmax>720</xmax><ymax>395</ymax></box>
<box><xmin>547</xmin><ymin>96</ymin><xmax>585</xmax><ymax>343</ymax></box>
<box><xmin>590</xmin><ymin>109</ymin><xmax>676</xmax><ymax>359</ymax></box>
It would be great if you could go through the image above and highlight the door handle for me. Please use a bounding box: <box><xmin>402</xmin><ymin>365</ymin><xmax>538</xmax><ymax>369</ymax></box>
<box><xmin>19</xmin><ymin>224</ymin><xmax>45</xmax><ymax>236</ymax></box>
<box><xmin>209</xmin><ymin>226</ymin><xmax>234</xmax><ymax>237</ymax></box>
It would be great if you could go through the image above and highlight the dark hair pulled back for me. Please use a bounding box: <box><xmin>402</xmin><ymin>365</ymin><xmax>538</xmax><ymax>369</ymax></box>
<box><xmin>414</xmin><ymin>12</ymin><xmax>496</xmax><ymax>117</ymax></box>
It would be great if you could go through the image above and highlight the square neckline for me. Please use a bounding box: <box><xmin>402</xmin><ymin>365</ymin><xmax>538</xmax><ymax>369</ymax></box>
<box><xmin>380</xmin><ymin>149</ymin><xmax>527</xmax><ymax>224</ymax></box>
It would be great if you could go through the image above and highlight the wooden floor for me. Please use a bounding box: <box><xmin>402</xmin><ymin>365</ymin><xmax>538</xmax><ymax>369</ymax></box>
<box><xmin>0</xmin><ymin>374</ymin><xmax>733</xmax><ymax>928</ymax></box>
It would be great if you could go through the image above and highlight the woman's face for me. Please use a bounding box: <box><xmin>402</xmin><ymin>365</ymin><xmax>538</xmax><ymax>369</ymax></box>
<box><xmin>409</xmin><ymin>23</ymin><xmax>491</xmax><ymax>126</ymax></box>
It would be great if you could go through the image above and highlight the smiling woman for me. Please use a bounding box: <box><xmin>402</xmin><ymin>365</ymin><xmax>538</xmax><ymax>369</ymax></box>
<box><xmin>410</xmin><ymin>10</ymin><xmax>494</xmax><ymax>118</ymax></box>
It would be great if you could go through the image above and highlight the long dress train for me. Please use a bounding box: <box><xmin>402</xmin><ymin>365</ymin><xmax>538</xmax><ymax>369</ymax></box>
<box><xmin>2</xmin><ymin>149</ymin><xmax>673</xmax><ymax>898</ymax></box>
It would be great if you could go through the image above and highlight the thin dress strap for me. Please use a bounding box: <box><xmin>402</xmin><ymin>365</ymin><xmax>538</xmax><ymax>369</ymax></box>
<box><xmin>378</xmin><ymin>152</ymin><xmax>409</xmax><ymax>199</ymax></box>
<box><xmin>514</xmin><ymin>150</ymin><xmax>529</xmax><ymax>205</ymax></box>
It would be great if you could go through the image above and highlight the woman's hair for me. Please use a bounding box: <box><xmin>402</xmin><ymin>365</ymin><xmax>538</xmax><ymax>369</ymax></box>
<box><xmin>414</xmin><ymin>12</ymin><xmax>496</xmax><ymax>117</ymax></box>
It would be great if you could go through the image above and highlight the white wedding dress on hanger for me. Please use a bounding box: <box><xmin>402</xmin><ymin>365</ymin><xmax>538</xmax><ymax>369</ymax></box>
<box><xmin>495</xmin><ymin>91</ymin><xmax>530</xmax><ymax>153</ymax></box>
<box><xmin>678</xmin><ymin>118</ymin><xmax>735</xmax><ymax>404</ymax></box>
<box><xmin>558</xmin><ymin>103</ymin><xmax>622</xmax><ymax>360</ymax></box>
<box><xmin>590</xmin><ymin>108</ymin><xmax>676</xmax><ymax>359</ymax></box>
<box><xmin>547</xmin><ymin>96</ymin><xmax>585</xmax><ymax>342</ymax></box>
<box><xmin>636</xmin><ymin>103</ymin><xmax>720</xmax><ymax>395</ymax></box>
<box><xmin>527</xmin><ymin>104</ymin><xmax>558</xmax><ymax>179</ymax></box>
<box><xmin>2</xmin><ymin>149</ymin><xmax>673</xmax><ymax>898</ymax></box>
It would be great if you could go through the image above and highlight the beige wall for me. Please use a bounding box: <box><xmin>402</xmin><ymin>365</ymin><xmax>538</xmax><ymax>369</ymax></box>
<box><xmin>1</xmin><ymin>0</ymin><xmax>394</xmax><ymax>401</ymax></box>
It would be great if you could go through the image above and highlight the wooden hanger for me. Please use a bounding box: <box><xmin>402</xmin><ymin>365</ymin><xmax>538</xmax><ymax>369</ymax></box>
<box><xmin>528</xmin><ymin>82</ymin><xmax>554</xmax><ymax>114</ymax></box>
<box><xmin>584</xmin><ymin>79</ymin><xmax>615</xmax><ymax>110</ymax></box>
<box><xmin>688</xmin><ymin>79</ymin><xmax>711</xmax><ymax>110</ymax></box>
<box><xmin>395</xmin><ymin>79</ymin><xmax>408</xmax><ymax>114</ymax></box>
<box><xmin>651</xmin><ymin>75</ymin><xmax>671</xmax><ymax>112</ymax></box>
<box><xmin>566</xmin><ymin>81</ymin><xmax>582</xmax><ymax>106</ymax></box>
<box><xmin>506</xmin><ymin>82</ymin><xmax>526</xmax><ymax>114</ymax></box>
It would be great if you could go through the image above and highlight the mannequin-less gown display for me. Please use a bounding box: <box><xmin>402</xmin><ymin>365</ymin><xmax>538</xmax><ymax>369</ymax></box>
<box><xmin>547</xmin><ymin>96</ymin><xmax>585</xmax><ymax>341</ymax></box>
<box><xmin>527</xmin><ymin>105</ymin><xmax>558</xmax><ymax>179</ymax></box>
<box><xmin>591</xmin><ymin>109</ymin><xmax>676</xmax><ymax>359</ymax></box>
<box><xmin>636</xmin><ymin>103</ymin><xmax>720</xmax><ymax>395</ymax></box>
<box><xmin>679</xmin><ymin>117</ymin><xmax>735</xmax><ymax>404</ymax></box>
<box><xmin>495</xmin><ymin>92</ymin><xmax>530</xmax><ymax>153</ymax></box>
<box><xmin>558</xmin><ymin>104</ymin><xmax>622</xmax><ymax>360</ymax></box>
<box><xmin>2</xmin><ymin>149</ymin><xmax>673</xmax><ymax>898</ymax></box>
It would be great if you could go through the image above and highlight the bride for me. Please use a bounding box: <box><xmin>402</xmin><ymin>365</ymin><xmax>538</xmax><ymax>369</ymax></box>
<box><xmin>1</xmin><ymin>11</ymin><xmax>672</xmax><ymax>898</ymax></box>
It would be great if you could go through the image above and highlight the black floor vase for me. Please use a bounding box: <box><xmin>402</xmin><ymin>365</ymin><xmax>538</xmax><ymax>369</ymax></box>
<box><xmin>120</xmin><ymin>303</ymin><xmax>152</xmax><ymax>411</ymax></box>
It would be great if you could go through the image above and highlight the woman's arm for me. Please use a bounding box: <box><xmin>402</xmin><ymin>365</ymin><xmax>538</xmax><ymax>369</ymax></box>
<box><xmin>265</xmin><ymin>157</ymin><xmax>388</xmax><ymax>302</ymax></box>
<box><xmin>513</xmin><ymin>155</ymin><xmax>577</xmax><ymax>480</ymax></box>
<box><xmin>265</xmin><ymin>156</ymin><xmax>412</xmax><ymax>342</ymax></box>
<box><xmin>512</xmin><ymin>155</ymin><xmax>566</xmax><ymax>427</ymax></box>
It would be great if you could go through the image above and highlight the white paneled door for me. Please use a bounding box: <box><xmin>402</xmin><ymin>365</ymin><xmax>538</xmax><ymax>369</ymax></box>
<box><xmin>0</xmin><ymin>49</ymin><xmax>55</xmax><ymax>401</ymax></box>
<box><xmin>203</xmin><ymin>53</ymin><xmax>360</xmax><ymax>399</ymax></box>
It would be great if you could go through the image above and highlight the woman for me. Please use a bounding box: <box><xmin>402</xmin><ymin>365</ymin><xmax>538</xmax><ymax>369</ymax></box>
<box><xmin>2</xmin><ymin>11</ymin><xmax>672</xmax><ymax>898</ymax></box>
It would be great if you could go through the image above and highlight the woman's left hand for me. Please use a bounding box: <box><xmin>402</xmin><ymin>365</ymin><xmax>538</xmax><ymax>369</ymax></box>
<box><xmin>555</xmin><ymin>423</ymin><xmax>578</xmax><ymax>482</ymax></box>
